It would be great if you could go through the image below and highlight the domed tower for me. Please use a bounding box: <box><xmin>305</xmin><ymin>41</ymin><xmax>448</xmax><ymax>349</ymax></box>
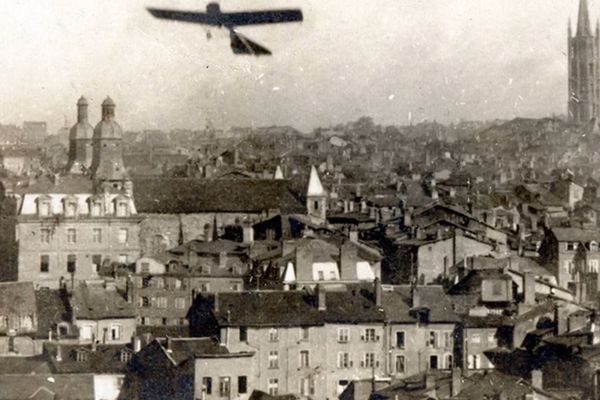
<box><xmin>66</xmin><ymin>96</ymin><xmax>94</xmax><ymax>174</ymax></box>
<box><xmin>90</xmin><ymin>97</ymin><xmax>127</xmax><ymax>182</ymax></box>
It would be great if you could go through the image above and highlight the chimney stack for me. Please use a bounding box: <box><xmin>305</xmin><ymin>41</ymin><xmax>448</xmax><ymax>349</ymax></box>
<box><xmin>56</xmin><ymin>344</ymin><xmax>63</xmax><ymax>362</ymax></box>
<box><xmin>349</xmin><ymin>229</ymin><xmax>359</xmax><ymax>242</ymax></box>
<box><xmin>242</xmin><ymin>222</ymin><xmax>254</xmax><ymax>244</ymax></box>
<box><xmin>316</xmin><ymin>284</ymin><xmax>326</xmax><ymax>311</ymax></box>
<box><xmin>218</xmin><ymin>251</ymin><xmax>227</xmax><ymax>269</ymax></box>
<box><xmin>451</xmin><ymin>368</ymin><xmax>462</xmax><ymax>397</ymax></box>
<box><xmin>374</xmin><ymin>278</ymin><xmax>382</xmax><ymax>307</ymax></box>
<box><xmin>166</xmin><ymin>336</ymin><xmax>173</xmax><ymax>351</ymax></box>
<box><xmin>523</xmin><ymin>272</ymin><xmax>536</xmax><ymax>306</ymax></box>
<box><xmin>531</xmin><ymin>369</ymin><xmax>543</xmax><ymax>390</ymax></box>
<box><xmin>340</xmin><ymin>241</ymin><xmax>358</xmax><ymax>281</ymax></box>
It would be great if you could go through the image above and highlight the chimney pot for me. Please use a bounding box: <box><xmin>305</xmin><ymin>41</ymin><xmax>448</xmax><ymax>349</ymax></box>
<box><xmin>316</xmin><ymin>284</ymin><xmax>326</xmax><ymax>310</ymax></box>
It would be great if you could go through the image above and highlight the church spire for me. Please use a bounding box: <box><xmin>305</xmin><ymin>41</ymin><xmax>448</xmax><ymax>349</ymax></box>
<box><xmin>577</xmin><ymin>0</ymin><xmax>592</xmax><ymax>36</ymax></box>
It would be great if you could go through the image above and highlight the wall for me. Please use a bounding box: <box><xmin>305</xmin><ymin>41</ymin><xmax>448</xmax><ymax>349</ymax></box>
<box><xmin>94</xmin><ymin>374</ymin><xmax>125</xmax><ymax>400</ymax></box>
<box><xmin>74</xmin><ymin>317</ymin><xmax>136</xmax><ymax>345</ymax></box>
<box><xmin>194</xmin><ymin>355</ymin><xmax>255</xmax><ymax>400</ymax></box>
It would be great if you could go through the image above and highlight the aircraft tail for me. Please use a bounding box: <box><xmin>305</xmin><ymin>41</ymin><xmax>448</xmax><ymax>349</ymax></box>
<box><xmin>229</xmin><ymin>30</ymin><xmax>272</xmax><ymax>56</ymax></box>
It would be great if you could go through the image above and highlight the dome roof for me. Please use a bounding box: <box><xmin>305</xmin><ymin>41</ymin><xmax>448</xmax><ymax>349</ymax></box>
<box><xmin>77</xmin><ymin>96</ymin><xmax>88</xmax><ymax>106</ymax></box>
<box><xmin>93</xmin><ymin>120</ymin><xmax>123</xmax><ymax>139</ymax></box>
<box><xmin>69</xmin><ymin>121</ymin><xmax>94</xmax><ymax>140</ymax></box>
<box><xmin>102</xmin><ymin>96</ymin><xmax>115</xmax><ymax>107</ymax></box>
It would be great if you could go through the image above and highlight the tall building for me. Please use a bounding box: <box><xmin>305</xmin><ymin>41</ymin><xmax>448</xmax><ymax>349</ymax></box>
<box><xmin>90</xmin><ymin>97</ymin><xmax>128</xmax><ymax>183</ymax></box>
<box><xmin>66</xmin><ymin>96</ymin><xmax>93</xmax><ymax>174</ymax></box>
<box><xmin>568</xmin><ymin>0</ymin><xmax>600</xmax><ymax>124</ymax></box>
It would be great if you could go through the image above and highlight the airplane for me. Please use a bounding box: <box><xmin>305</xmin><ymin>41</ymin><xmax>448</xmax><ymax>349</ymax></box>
<box><xmin>147</xmin><ymin>2</ymin><xmax>303</xmax><ymax>56</ymax></box>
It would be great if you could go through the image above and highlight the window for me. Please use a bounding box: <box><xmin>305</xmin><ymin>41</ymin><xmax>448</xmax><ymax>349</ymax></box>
<box><xmin>40</xmin><ymin>228</ymin><xmax>51</xmax><ymax>243</ymax></box>
<box><xmin>268</xmin><ymin>351</ymin><xmax>279</xmax><ymax>369</ymax></box>
<box><xmin>67</xmin><ymin>254</ymin><xmax>76</xmax><ymax>273</ymax></box>
<box><xmin>154</xmin><ymin>277</ymin><xmax>164</xmax><ymax>289</ymax></box>
<box><xmin>468</xmin><ymin>354</ymin><xmax>480</xmax><ymax>369</ymax></box>
<box><xmin>565</xmin><ymin>260</ymin><xmax>574</xmax><ymax>274</ymax></box>
<box><xmin>120</xmin><ymin>351</ymin><xmax>132</xmax><ymax>363</ymax></box>
<box><xmin>175</xmin><ymin>298</ymin><xmax>186</xmax><ymax>309</ymax></box>
<box><xmin>329</xmin><ymin>271</ymin><xmax>336</xmax><ymax>280</ymax></box>
<box><xmin>8</xmin><ymin>337</ymin><xmax>14</xmax><ymax>353</ymax></box>
<box><xmin>591</xmin><ymin>241</ymin><xmax>598</xmax><ymax>252</ymax></box>
<box><xmin>118</xmin><ymin>228</ymin><xmax>128</xmax><ymax>244</ymax></box>
<box><xmin>0</xmin><ymin>316</ymin><xmax>7</xmax><ymax>329</ymax></box>
<box><xmin>202</xmin><ymin>377</ymin><xmax>212</xmax><ymax>395</ymax></box>
<box><xmin>92</xmin><ymin>255</ymin><xmax>102</xmax><ymax>273</ymax></box>
<box><xmin>363</xmin><ymin>353</ymin><xmax>376</xmax><ymax>368</ymax></box>
<box><xmin>444</xmin><ymin>331</ymin><xmax>453</xmax><ymax>348</ymax></box>
<box><xmin>239</xmin><ymin>327</ymin><xmax>248</xmax><ymax>342</ymax></box>
<box><xmin>300</xmin><ymin>327</ymin><xmax>309</xmax><ymax>341</ymax></box>
<box><xmin>76</xmin><ymin>350</ymin><xmax>88</xmax><ymax>362</ymax></box>
<box><xmin>428</xmin><ymin>331</ymin><xmax>437</xmax><ymax>348</ymax></box>
<box><xmin>90</xmin><ymin>202</ymin><xmax>101</xmax><ymax>217</ymax></box>
<box><xmin>67</xmin><ymin>228</ymin><xmax>77</xmax><ymax>244</ymax></box>
<box><xmin>396</xmin><ymin>331</ymin><xmax>405</xmax><ymax>349</ymax></box>
<box><xmin>39</xmin><ymin>201</ymin><xmax>50</xmax><ymax>217</ymax></box>
<box><xmin>338</xmin><ymin>328</ymin><xmax>349</xmax><ymax>343</ymax></box>
<box><xmin>492</xmin><ymin>281</ymin><xmax>502</xmax><ymax>296</ymax></box>
<box><xmin>219</xmin><ymin>377</ymin><xmax>230</xmax><ymax>397</ymax></box>
<box><xmin>471</xmin><ymin>333</ymin><xmax>481</xmax><ymax>344</ymax></box>
<box><xmin>92</xmin><ymin>228</ymin><xmax>102</xmax><ymax>243</ymax></box>
<box><xmin>446</xmin><ymin>354</ymin><xmax>453</xmax><ymax>369</ymax></box>
<box><xmin>590</xmin><ymin>260</ymin><xmax>599</xmax><ymax>273</ymax></box>
<box><xmin>429</xmin><ymin>355</ymin><xmax>438</xmax><ymax>370</ymax></box>
<box><xmin>21</xmin><ymin>316</ymin><xmax>32</xmax><ymax>330</ymax></box>
<box><xmin>363</xmin><ymin>328</ymin><xmax>377</xmax><ymax>342</ymax></box>
<box><xmin>337</xmin><ymin>352</ymin><xmax>350</xmax><ymax>368</ymax></box>
<box><xmin>268</xmin><ymin>328</ymin><xmax>279</xmax><ymax>342</ymax></box>
<box><xmin>238</xmin><ymin>376</ymin><xmax>247</xmax><ymax>394</ymax></box>
<box><xmin>300</xmin><ymin>350</ymin><xmax>310</xmax><ymax>368</ymax></box>
<box><xmin>111</xmin><ymin>325</ymin><xmax>121</xmax><ymax>341</ymax></box>
<box><xmin>141</xmin><ymin>262</ymin><xmax>149</xmax><ymax>273</ymax></box>
<box><xmin>65</xmin><ymin>202</ymin><xmax>76</xmax><ymax>217</ymax></box>
<box><xmin>487</xmin><ymin>332</ymin><xmax>496</xmax><ymax>346</ymax></box>
<box><xmin>118</xmin><ymin>254</ymin><xmax>128</xmax><ymax>264</ymax></box>
<box><xmin>395</xmin><ymin>355</ymin><xmax>405</xmax><ymax>373</ymax></box>
<box><xmin>156</xmin><ymin>297</ymin><xmax>167</xmax><ymax>308</ymax></box>
<box><xmin>567</xmin><ymin>242</ymin><xmax>578</xmax><ymax>251</ymax></box>
<box><xmin>116</xmin><ymin>202</ymin><xmax>128</xmax><ymax>217</ymax></box>
<box><xmin>317</xmin><ymin>271</ymin><xmax>324</xmax><ymax>281</ymax></box>
<box><xmin>299</xmin><ymin>377</ymin><xmax>315</xmax><ymax>396</ymax></box>
<box><xmin>268</xmin><ymin>378</ymin><xmax>279</xmax><ymax>396</ymax></box>
<box><xmin>40</xmin><ymin>255</ymin><xmax>49</xmax><ymax>273</ymax></box>
<box><xmin>140</xmin><ymin>297</ymin><xmax>149</xmax><ymax>307</ymax></box>
<box><xmin>200</xmin><ymin>282</ymin><xmax>210</xmax><ymax>292</ymax></box>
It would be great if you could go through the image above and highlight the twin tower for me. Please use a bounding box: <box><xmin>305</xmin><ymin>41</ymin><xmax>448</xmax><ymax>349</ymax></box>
<box><xmin>66</xmin><ymin>96</ymin><xmax>127</xmax><ymax>182</ymax></box>
<box><xmin>569</xmin><ymin>0</ymin><xmax>600</xmax><ymax>124</ymax></box>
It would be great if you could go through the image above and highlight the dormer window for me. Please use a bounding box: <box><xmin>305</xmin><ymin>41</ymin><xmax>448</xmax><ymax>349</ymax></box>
<box><xmin>591</xmin><ymin>241</ymin><xmax>598</xmax><ymax>252</ymax></box>
<box><xmin>89</xmin><ymin>198</ymin><xmax>103</xmax><ymax>217</ymax></box>
<box><xmin>63</xmin><ymin>198</ymin><xmax>77</xmax><ymax>218</ymax></box>
<box><xmin>37</xmin><ymin>197</ymin><xmax>51</xmax><ymax>217</ymax></box>
<box><xmin>115</xmin><ymin>199</ymin><xmax>128</xmax><ymax>217</ymax></box>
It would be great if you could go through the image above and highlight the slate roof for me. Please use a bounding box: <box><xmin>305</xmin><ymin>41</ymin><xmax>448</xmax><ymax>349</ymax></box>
<box><xmin>0</xmin><ymin>374</ymin><xmax>95</xmax><ymax>400</ymax></box>
<box><xmin>451</xmin><ymin>370</ymin><xmax>561</xmax><ymax>400</ymax></box>
<box><xmin>45</xmin><ymin>342</ymin><xmax>131</xmax><ymax>374</ymax></box>
<box><xmin>70</xmin><ymin>282</ymin><xmax>135</xmax><ymax>320</ymax></box>
<box><xmin>0</xmin><ymin>281</ymin><xmax>36</xmax><ymax>317</ymax></box>
<box><xmin>551</xmin><ymin>227</ymin><xmax>600</xmax><ymax>242</ymax></box>
<box><xmin>448</xmin><ymin>269</ymin><xmax>512</xmax><ymax>296</ymax></box>
<box><xmin>381</xmin><ymin>285</ymin><xmax>461</xmax><ymax>324</ymax></box>
<box><xmin>34</xmin><ymin>288</ymin><xmax>73</xmax><ymax>339</ymax></box>
<box><xmin>209</xmin><ymin>286</ymin><xmax>386</xmax><ymax>327</ymax></box>
<box><xmin>0</xmin><ymin>355</ymin><xmax>50</xmax><ymax>374</ymax></box>
<box><xmin>15</xmin><ymin>174</ymin><xmax>94</xmax><ymax>195</ymax></box>
<box><xmin>132</xmin><ymin>178</ymin><xmax>305</xmax><ymax>214</ymax></box>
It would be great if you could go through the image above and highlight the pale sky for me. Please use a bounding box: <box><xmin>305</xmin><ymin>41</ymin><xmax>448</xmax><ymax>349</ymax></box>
<box><xmin>0</xmin><ymin>0</ymin><xmax>587</xmax><ymax>133</ymax></box>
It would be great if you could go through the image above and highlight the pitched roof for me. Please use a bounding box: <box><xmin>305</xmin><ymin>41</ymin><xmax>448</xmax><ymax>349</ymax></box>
<box><xmin>34</xmin><ymin>288</ymin><xmax>73</xmax><ymax>339</ymax></box>
<box><xmin>70</xmin><ymin>282</ymin><xmax>135</xmax><ymax>320</ymax></box>
<box><xmin>551</xmin><ymin>227</ymin><xmax>600</xmax><ymax>242</ymax></box>
<box><xmin>0</xmin><ymin>281</ymin><xmax>36</xmax><ymax>317</ymax></box>
<box><xmin>15</xmin><ymin>174</ymin><xmax>93</xmax><ymax>195</ymax></box>
<box><xmin>381</xmin><ymin>285</ymin><xmax>461</xmax><ymax>323</ymax></box>
<box><xmin>307</xmin><ymin>166</ymin><xmax>326</xmax><ymax>196</ymax></box>
<box><xmin>132</xmin><ymin>178</ymin><xmax>305</xmax><ymax>214</ymax></box>
<box><xmin>0</xmin><ymin>374</ymin><xmax>95</xmax><ymax>400</ymax></box>
<box><xmin>45</xmin><ymin>342</ymin><xmax>131</xmax><ymax>374</ymax></box>
<box><xmin>448</xmin><ymin>269</ymin><xmax>512</xmax><ymax>296</ymax></box>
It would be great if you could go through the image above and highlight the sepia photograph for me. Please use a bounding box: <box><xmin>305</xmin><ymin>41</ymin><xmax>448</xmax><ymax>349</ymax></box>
<box><xmin>0</xmin><ymin>0</ymin><xmax>598</xmax><ymax>399</ymax></box>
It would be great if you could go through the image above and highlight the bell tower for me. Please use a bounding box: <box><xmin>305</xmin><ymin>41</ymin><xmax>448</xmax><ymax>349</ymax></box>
<box><xmin>568</xmin><ymin>0</ymin><xmax>600</xmax><ymax>123</ymax></box>
<box><xmin>306</xmin><ymin>166</ymin><xmax>327</xmax><ymax>224</ymax></box>
<box><xmin>66</xmin><ymin>96</ymin><xmax>93</xmax><ymax>174</ymax></box>
<box><xmin>90</xmin><ymin>97</ymin><xmax>128</xmax><ymax>183</ymax></box>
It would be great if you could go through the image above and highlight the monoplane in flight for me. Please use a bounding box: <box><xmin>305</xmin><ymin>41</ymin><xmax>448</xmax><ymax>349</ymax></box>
<box><xmin>147</xmin><ymin>2</ymin><xmax>303</xmax><ymax>56</ymax></box>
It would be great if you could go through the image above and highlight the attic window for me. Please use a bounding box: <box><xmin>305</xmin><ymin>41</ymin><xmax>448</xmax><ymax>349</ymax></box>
<box><xmin>76</xmin><ymin>350</ymin><xmax>88</xmax><ymax>362</ymax></box>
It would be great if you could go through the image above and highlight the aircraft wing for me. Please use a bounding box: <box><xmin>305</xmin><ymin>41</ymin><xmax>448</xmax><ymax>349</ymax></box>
<box><xmin>147</xmin><ymin>8</ymin><xmax>221</xmax><ymax>26</ymax></box>
<box><xmin>230</xmin><ymin>30</ymin><xmax>272</xmax><ymax>56</ymax></box>
<box><xmin>222</xmin><ymin>9</ymin><xmax>303</xmax><ymax>26</ymax></box>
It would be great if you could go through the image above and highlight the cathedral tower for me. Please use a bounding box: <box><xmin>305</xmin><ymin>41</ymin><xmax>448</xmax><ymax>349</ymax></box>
<box><xmin>568</xmin><ymin>0</ymin><xmax>600</xmax><ymax>123</ymax></box>
<box><xmin>90</xmin><ymin>97</ymin><xmax>128</xmax><ymax>182</ymax></box>
<box><xmin>66</xmin><ymin>96</ymin><xmax>94</xmax><ymax>174</ymax></box>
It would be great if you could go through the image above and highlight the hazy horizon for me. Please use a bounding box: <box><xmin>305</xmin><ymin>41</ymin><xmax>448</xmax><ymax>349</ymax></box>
<box><xmin>0</xmin><ymin>0</ymin><xmax>588</xmax><ymax>134</ymax></box>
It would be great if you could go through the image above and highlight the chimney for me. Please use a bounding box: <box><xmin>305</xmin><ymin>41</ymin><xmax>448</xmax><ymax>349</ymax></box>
<box><xmin>56</xmin><ymin>344</ymin><xmax>63</xmax><ymax>362</ymax></box>
<box><xmin>425</xmin><ymin>373</ymin><xmax>435</xmax><ymax>390</ymax></box>
<box><xmin>204</xmin><ymin>224</ymin><xmax>212</xmax><ymax>242</ymax></box>
<box><xmin>242</xmin><ymin>223</ymin><xmax>254</xmax><ymax>244</ymax></box>
<box><xmin>77</xmin><ymin>96</ymin><xmax>89</xmax><ymax>122</ymax></box>
<box><xmin>411</xmin><ymin>286</ymin><xmax>420</xmax><ymax>308</ymax></box>
<box><xmin>404</xmin><ymin>210</ymin><xmax>412</xmax><ymax>227</ymax></box>
<box><xmin>349</xmin><ymin>229</ymin><xmax>359</xmax><ymax>242</ymax></box>
<box><xmin>132</xmin><ymin>335</ymin><xmax>142</xmax><ymax>352</ymax></box>
<box><xmin>555</xmin><ymin>305</ymin><xmax>568</xmax><ymax>335</ymax></box>
<box><xmin>531</xmin><ymin>369</ymin><xmax>543</xmax><ymax>390</ymax></box>
<box><xmin>316</xmin><ymin>284</ymin><xmax>326</xmax><ymax>310</ymax></box>
<box><xmin>213</xmin><ymin>293</ymin><xmax>220</xmax><ymax>313</ymax></box>
<box><xmin>374</xmin><ymin>278</ymin><xmax>382</xmax><ymax>307</ymax></box>
<box><xmin>166</xmin><ymin>336</ymin><xmax>173</xmax><ymax>351</ymax></box>
<box><xmin>451</xmin><ymin>368</ymin><xmax>462</xmax><ymax>397</ymax></box>
<box><xmin>523</xmin><ymin>272</ymin><xmax>536</xmax><ymax>306</ymax></box>
<box><xmin>340</xmin><ymin>241</ymin><xmax>358</xmax><ymax>281</ymax></box>
<box><xmin>91</xmin><ymin>336</ymin><xmax>97</xmax><ymax>352</ymax></box>
<box><xmin>218</xmin><ymin>252</ymin><xmax>227</xmax><ymax>269</ymax></box>
<box><xmin>52</xmin><ymin>173</ymin><xmax>60</xmax><ymax>186</ymax></box>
